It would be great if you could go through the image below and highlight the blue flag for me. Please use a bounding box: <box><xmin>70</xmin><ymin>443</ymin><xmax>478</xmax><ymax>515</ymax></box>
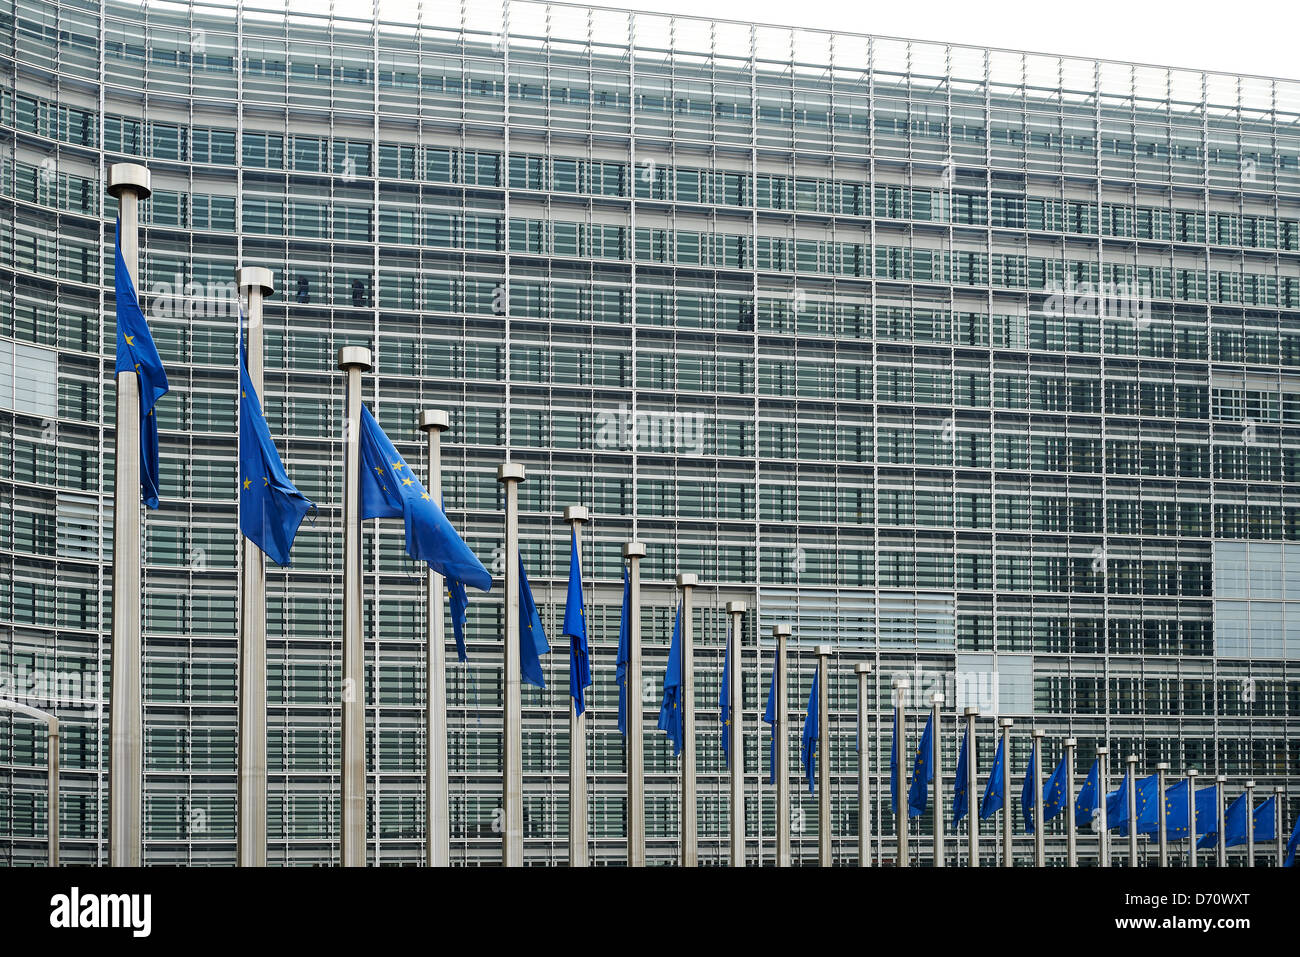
<box><xmin>1021</xmin><ymin>744</ymin><xmax>1038</xmax><ymax>834</ymax></box>
<box><xmin>1253</xmin><ymin>795</ymin><xmax>1276</xmax><ymax>842</ymax></box>
<box><xmin>800</xmin><ymin>671</ymin><xmax>818</xmax><ymax>795</ymax></box>
<box><xmin>237</xmin><ymin>311</ymin><xmax>313</xmax><ymax>566</ymax></box>
<box><xmin>114</xmin><ymin>220</ymin><xmax>169</xmax><ymax>509</ymax></box>
<box><xmin>762</xmin><ymin>664</ymin><xmax>777</xmax><ymax>786</ymax></box>
<box><xmin>953</xmin><ymin>729</ymin><xmax>971</xmax><ymax>824</ymax></box>
<box><xmin>719</xmin><ymin>639</ymin><xmax>732</xmax><ymax>770</ymax></box>
<box><xmin>657</xmin><ymin>604</ymin><xmax>684</xmax><ymax>756</ymax></box>
<box><xmin>908</xmin><ymin>712</ymin><xmax>933</xmax><ymax>817</ymax></box>
<box><xmin>358</xmin><ymin>406</ymin><xmax>491</xmax><ymax>591</ymax></box>
<box><xmin>1107</xmin><ymin>770</ymin><xmax>1131</xmax><ymax>831</ymax></box>
<box><xmin>441</xmin><ymin>503</ymin><xmax>470</xmax><ymax>663</ymax></box>
<box><xmin>562</xmin><ymin>529</ymin><xmax>591</xmax><ymax>715</ymax></box>
<box><xmin>1076</xmin><ymin>758</ymin><xmax>1100</xmax><ymax>827</ymax></box>
<box><xmin>1221</xmin><ymin>792</ymin><xmax>1249</xmax><ymax>848</ymax></box>
<box><xmin>517</xmin><ymin>556</ymin><xmax>549</xmax><ymax>689</ymax></box>
<box><xmin>1286</xmin><ymin>810</ymin><xmax>1299</xmax><ymax>867</ymax></box>
<box><xmin>1192</xmin><ymin>784</ymin><xmax>1218</xmax><ymax>846</ymax></box>
<box><xmin>1159</xmin><ymin>779</ymin><xmax>1191</xmax><ymax>840</ymax></box>
<box><xmin>1132</xmin><ymin>774</ymin><xmax>1160</xmax><ymax>837</ymax></box>
<box><xmin>980</xmin><ymin>736</ymin><xmax>1004</xmax><ymax>820</ymax></box>
<box><xmin>1042</xmin><ymin>754</ymin><xmax>1069</xmax><ymax>822</ymax></box>
<box><xmin>615</xmin><ymin>566</ymin><xmax>631</xmax><ymax>735</ymax></box>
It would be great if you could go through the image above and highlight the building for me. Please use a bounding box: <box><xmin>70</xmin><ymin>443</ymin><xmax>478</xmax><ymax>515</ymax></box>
<box><xmin>1</xmin><ymin>0</ymin><xmax>1297</xmax><ymax>866</ymax></box>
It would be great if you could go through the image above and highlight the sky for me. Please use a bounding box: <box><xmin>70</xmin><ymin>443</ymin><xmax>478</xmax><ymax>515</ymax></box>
<box><xmin>315</xmin><ymin>0</ymin><xmax>1297</xmax><ymax>82</ymax></box>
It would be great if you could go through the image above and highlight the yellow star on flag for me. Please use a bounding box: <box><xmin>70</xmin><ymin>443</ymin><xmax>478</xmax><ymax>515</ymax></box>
<box><xmin>124</xmin><ymin>335</ymin><xmax>135</xmax><ymax>345</ymax></box>
<box><xmin>243</xmin><ymin>478</ymin><xmax>251</xmax><ymax>490</ymax></box>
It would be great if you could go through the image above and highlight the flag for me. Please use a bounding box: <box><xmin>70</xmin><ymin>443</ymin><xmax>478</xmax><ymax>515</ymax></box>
<box><xmin>114</xmin><ymin>220</ymin><xmax>169</xmax><ymax>509</ymax></box>
<box><xmin>562</xmin><ymin>529</ymin><xmax>591</xmax><ymax>715</ymax></box>
<box><xmin>657</xmin><ymin>604</ymin><xmax>684</xmax><ymax>756</ymax></box>
<box><xmin>1076</xmin><ymin>758</ymin><xmax>1100</xmax><ymax>827</ymax></box>
<box><xmin>1042</xmin><ymin>754</ymin><xmax>1069</xmax><ymax>822</ymax></box>
<box><xmin>1221</xmin><ymin>792</ymin><xmax>1249</xmax><ymax>848</ymax></box>
<box><xmin>1252</xmin><ymin>795</ymin><xmax>1276</xmax><ymax>842</ymax></box>
<box><xmin>1021</xmin><ymin>744</ymin><xmax>1038</xmax><ymax>834</ymax></box>
<box><xmin>1286</xmin><ymin>810</ymin><xmax>1299</xmax><ymax>867</ymax></box>
<box><xmin>615</xmin><ymin>566</ymin><xmax>631</xmax><ymax>735</ymax></box>
<box><xmin>517</xmin><ymin>556</ymin><xmax>550</xmax><ymax>689</ymax></box>
<box><xmin>953</xmin><ymin>729</ymin><xmax>971</xmax><ymax>824</ymax></box>
<box><xmin>442</xmin><ymin>503</ymin><xmax>470</xmax><ymax>662</ymax></box>
<box><xmin>1106</xmin><ymin>769</ymin><xmax>1130</xmax><ymax>831</ymax></box>
<box><xmin>908</xmin><ymin>712</ymin><xmax>933</xmax><ymax>817</ymax></box>
<box><xmin>800</xmin><ymin>671</ymin><xmax>818</xmax><ymax>795</ymax></box>
<box><xmin>719</xmin><ymin>638</ymin><xmax>732</xmax><ymax>769</ymax></box>
<box><xmin>358</xmin><ymin>406</ymin><xmax>491</xmax><ymax>591</ymax></box>
<box><xmin>979</xmin><ymin>736</ymin><xmax>1004</xmax><ymax>820</ymax></box>
<box><xmin>1132</xmin><ymin>774</ymin><xmax>1160</xmax><ymax>836</ymax></box>
<box><xmin>237</xmin><ymin>310</ymin><xmax>313</xmax><ymax>566</ymax></box>
<box><xmin>1159</xmin><ymin>779</ymin><xmax>1190</xmax><ymax>840</ymax></box>
<box><xmin>762</xmin><ymin>663</ymin><xmax>777</xmax><ymax>786</ymax></box>
<box><xmin>1193</xmin><ymin>784</ymin><xmax>1217</xmax><ymax>845</ymax></box>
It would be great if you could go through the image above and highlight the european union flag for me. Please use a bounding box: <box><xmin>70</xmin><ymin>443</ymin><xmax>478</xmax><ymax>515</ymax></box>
<box><xmin>1132</xmin><ymin>774</ymin><xmax>1160</xmax><ymax>837</ymax></box>
<box><xmin>442</xmin><ymin>503</ymin><xmax>469</xmax><ymax>663</ymax></box>
<box><xmin>1221</xmin><ymin>792</ymin><xmax>1249</xmax><ymax>848</ymax></box>
<box><xmin>762</xmin><ymin>663</ymin><xmax>777</xmax><ymax>786</ymax></box>
<box><xmin>657</xmin><ymin>604</ymin><xmax>684</xmax><ymax>756</ymax></box>
<box><xmin>615</xmin><ymin>566</ymin><xmax>631</xmax><ymax>736</ymax></box>
<box><xmin>908</xmin><ymin>712</ymin><xmax>933</xmax><ymax>818</ymax></box>
<box><xmin>114</xmin><ymin>220</ymin><xmax>169</xmax><ymax>509</ymax></box>
<box><xmin>1160</xmin><ymin>779</ymin><xmax>1190</xmax><ymax>840</ymax></box>
<box><xmin>1021</xmin><ymin>744</ymin><xmax>1038</xmax><ymax>834</ymax></box>
<box><xmin>561</xmin><ymin>529</ymin><xmax>591</xmax><ymax>715</ymax></box>
<box><xmin>1286</xmin><ymin>810</ymin><xmax>1299</xmax><ymax>867</ymax></box>
<box><xmin>719</xmin><ymin>639</ymin><xmax>732</xmax><ymax>770</ymax></box>
<box><xmin>979</xmin><ymin>736</ymin><xmax>1004</xmax><ymax>820</ymax></box>
<box><xmin>358</xmin><ymin>406</ymin><xmax>491</xmax><ymax>591</ymax></box>
<box><xmin>517</xmin><ymin>556</ymin><xmax>550</xmax><ymax>689</ymax></box>
<box><xmin>1193</xmin><ymin>784</ymin><xmax>1217</xmax><ymax>846</ymax></box>
<box><xmin>237</xmin><ymin>312</ymin><xmax>313</xmax><ymax>566</ymax></box>
<box><xmin>953</xmin><ymin>729</ymin><xmax>971</xmax><ymax>824</ymax></box>
<box><xmin>1076</xmin><ymin>758</ymin><xmax>1100</xmax><ymax>827</ymax></box>
<box><xmin>1252</xmin><ymin>795</ymin><xmax>1276</xmax><ymax>843</ymax></box>
<box><xmin>800</xmin><ymin>671</ymin><xmax>819</xmax><ymax>795</ymax></box>
<box><xmin>1042</xmin><ymin>754</ymin><xmax>1069</xmax><ymax>822</ymax></box>
<box><xmin>1106</xmin><ymin>770</ymin><xmax>1130</xmax><ymax>831</ymax></box>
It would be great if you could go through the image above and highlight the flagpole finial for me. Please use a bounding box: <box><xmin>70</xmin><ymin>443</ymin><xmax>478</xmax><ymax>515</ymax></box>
<box><xmin>963</xmin><ymin>706</ymin><xmax>978</xmax><ymax>716</ymax></box>
<box><xmin>931</xmin><ymin>691</ymin><xmax>943</xmax><ymax>706</ymax></box>
<box><xmin>1156</xmin><ymin>761</ymin><xmax>1170</xmax><ymax>771</ymax></box>
<box><xmin>1245</xmin><ymin>778</ymin><xmax>1256</xmax><ymax>788</ymax></box>
<box><xmin>563</xmin><ymin>505</ymin><xmax>589</xmax><ymax>523</ymax></box>
<box><xmin>418</xmin><ymin>409</ymin><xmax>450</xmax><ymax>433</ymax></box>
<box><xmin>496</xmin><ymin>462</ymin><xmax>526</xmax><ymax>483</ymax></box>
<box><xmin>337</xmin><ymin>346</ymin><xmax>372</xmax><ymax>372</ymax></box>
<box><xmin>725</xmin><ymin>600</ymin><xmax>746</xmax><ymax>613</ymax></box>
<box><xmin>1065</xmin><ymin>737</ymin><xmax>1076</xmax><ymax>747</ymax></box>
<box><xmin>622</xmin><ymin>541</ymin><xmax>646</xmax><ymax>558</ymax></box>
<box><xmin>1033</xmin><ymin>728</ymin><xmax>1045</xmax><ymax>740</ymax></box>
<box><xmin>676</xmin><ymin>572</ymin><xmax>697</xmax><ymax>588</ymax></box>
<box><xmin>108</xmin><ymin>162</ymin><xmax>152</xmax><ymax>199</ymax></box>
<box><xmin>814</xmin><ymin>644</ymin><xmax>831</xmax><ymax>657</ymax></box>
<box><xmin>1000</xmin><ymin>717</ymin><xmax>1014</xmax><ymax>728</ymax></box>
<box><xmin>893</xmin><ymin>676</ymin><xmax>910</xmax><ymax>689</ymax></box>
<box><xmin>772</xmin><ymin>624</ymin><xmax>791</xmax><ymax>638</ymax></box>
<box><xmin>855</xmin><ymin>662</ymin><xmax>872</xmax><ymax>675</ymax></box>
<box><xmin>236</xmin><ymin>266</ymin><xmax>274</xmax><ymax>296</ymax></box>
<box><xmin>1096</xmin><ymin>745</ymin><xmax>1109</xmax><ymax>754</ymax></box>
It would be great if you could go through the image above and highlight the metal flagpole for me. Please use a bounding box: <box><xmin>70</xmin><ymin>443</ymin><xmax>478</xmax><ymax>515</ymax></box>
<box><xmin>236</xmin><ymin>266</ymin><xmax>273</xmax><ymax>868</ymax></box>
<box><xmin>1215</xmin><ymin>774</ymin><xmax>1227</xmax><ymax>868</ymax></box>
<box><xmin>418</xmin><ymin>410</ymin><xmax>451</xmax><ymax>867</ymax></box>
<box><xmin>107</xmin><ymin>161</ymin><xmax>151</xmax><ymax>868</ymax></box>
<box><xmin>497</xmin><ymin>462</ymin><xmax>526</xmax><ymax>867</ymax></box>
<box><xmin>965</xmin><ymin>707</ymin><xmax>979</xmax><ymax>867</ymax></box>
<box><xmin>337</xmin><ymin>346</ymin><xmax>371</xmax><ymax>867</ymax></box>
<box><xmin>1032</xmin><ymin>730</ymin><xmax>1045</xmax><ymax>867</ymax></box>
<box><xmin>677</xmin><ymin>573</ymin><xmax>698</xmax><ymax>867</ymax></box>
<box><xmin>1244</xmin><ymin>779</ymin><xmax>1255</xmax><ymax>868</ymax></box>
<box><xmin>1097</xmin><ymin>746</ymin><xmax>1110</xmax><ymax>867</ymax></box>
<box><xmin>1065</xmin><ymin>738</ymin><xmax>1077</xmax><ymax>867</ymax></box>
<box><xmin>1000</xmin><ymin>718</ymin><xmax>1013</xmax><ymax>867</ymax></box>
<box><xmin>1187</xmin><ymin>769</ymin><xmax>1198</xmax><ymax>868</ymax></box>
<box><xmin>931</xmin><ymin>692</ymin><xmax>944</xmax><ymax>867</ymax></box>
<box><xmin>774</xmin><ymin>624</ymin><xmax>792</xmax><ymax>867</ymax></box>
<box><xmin>1276</xmin><ymin>786</ymin><xmax>1285</xmax><ymax>867</ymax></box>
<box><xmin>623</xmin><ymin>542</ymin><xmax>647</xmax><ymax>867</ymax></box>
<box><xmin>566</xmin><ymin>506</ymin><xmax>590</xmax><ymax>868</ymax></box>
<box><xmin>816</xmin><ymin>645</ymin><xmax>832</xmax><ymax>867</ymax></box>
<box><xmin>1126</xmin><ymin>755</ymin><xmax>1139</xmax><ymax>867</ymax></box>
<box><xmin>0</xmin><ymin>701</ymin><xmax>59</xmax><ymax>865</ymax></box>
<box><xmin>1156</xmin><ymin>761</ymin><xmax>1169</xmax><ymax>867</ymax></box>
<box><xmin>894</xmin><ymin>677</ymin><xmax>909</xmax><ymax>867</ymax></box>
<box><xmin>726</xmin><ymin>601</ymin><xmax>746</xmax><ymax>867</ymax></box>
<box><xmin>856</xmin><ymin>663</ymin><xmax>873</xmax><ymax>867</ymax></box>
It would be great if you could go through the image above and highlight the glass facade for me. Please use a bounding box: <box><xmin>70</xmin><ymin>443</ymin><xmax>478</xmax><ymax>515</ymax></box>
<box><xmin>1</xmin><ymin>0</ymin><xmax>1297</xmax><ymax>865</ymax></box>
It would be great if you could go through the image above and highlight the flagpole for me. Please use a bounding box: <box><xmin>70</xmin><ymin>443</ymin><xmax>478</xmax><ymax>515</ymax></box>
<box><xmin>727</xmin><ymin>601</ymin><xmax>747</xmax><ymax>867</ymax></box>
<box><xmin>894</xmin><ymin>676</ymin><xmax>909</xmax><ymax>867</ymax></box>
<box><xmin>930</xmin><ymin>692</ymin><xmax>944</xmax><ymax>867</ymax></box>
<box><xmin>564</xmin><ymin>506</ymin><xmax>590</xmax><ymax>868</ymax></box>
<box><xmin>1000</xmin><ymin>718</ymin><xmax>1013</xmax><ymax>867</ymax></box>
<box><xmin>107</xmin><ymin>162</ymin><xmax>151</xmax><ymax>868</ymax></box>
<box><xmin>1154</xmin><ymin>761</ymin><xmax>1169</xmax><ymax>866</ymax></box>
<box><xmin>965</xmin><ymin>707</ymin><xmax>978</xmax><ymax>867</ymax></box>
<box><xmin>676</xmin><ymin>573</ymin><xmax>697</xmax><ymax>867</ymax></box>
<box><xmin>1245</xmin><ymin>779</ymin><xmax>1255</xmax><ymax>868</ymax></box>
<box><xmin>1275</xmin><ymin>785</ymin><xmax>1285</xmax><ymax>867</ymax></box>
<box><xmin>417</xmin><ymin>410</ymin><xmax>451</xmax><ymax>867</ymax></box>
<box><xmin>1032</xmin><ymin>730</ymin><xmax>1045</xmax><ymax>867</ymax></box>
<box><xmin>856</xmin><ymin>663</ymin><xmax>873</xmax><ymax>867</ymax></box>
<box><xmin>1187</xmin><ymin>769</ymin><xmax>1198</xmax><ymax>867</ymax></box>
<box><xmin>337</xmin><ymin>346</ymin><xmax>371</xmax><ymax>867</ymax></box>
<box><xmin>1097</xmin><ymin>746</ymin><xmax>1110</xmax><ymax>867</ymax></box>
<box><xmin>816</xmin><ymin>644</ymin><xmax>832</xmax><ymax>867</ymax></box>
<box><xmin>1065</xmin><ymin>737</ymin><xmax>1077</xmax><ymax>867</ymax></box>
<box><xmin>1215</xmin><ymin>773</ymin><xmax>1227</xmax><ymax>867</ymax></box>
<box><xmin>774</xmin><ymin>624</ymin><xmax>792</xmax><ymax>867</ymax></box>
<box><xmin>623</xmin><ymin>542</ymin><xmax>646</xmax><ymax>867</ymax></box>
<box><xmin>497</xmin><ymin>462</ymin><xmax>526</xmax><ymax>867</ymax></box>
<box><xmin>1126</xmin><ymin>755</ymin><xmax>1139</xmax><ymax>866</ymax></box>
<box><xmin>236</xmin><ymin>266</ymin><xmax>273</xmax><ymax>868</ymax></box>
